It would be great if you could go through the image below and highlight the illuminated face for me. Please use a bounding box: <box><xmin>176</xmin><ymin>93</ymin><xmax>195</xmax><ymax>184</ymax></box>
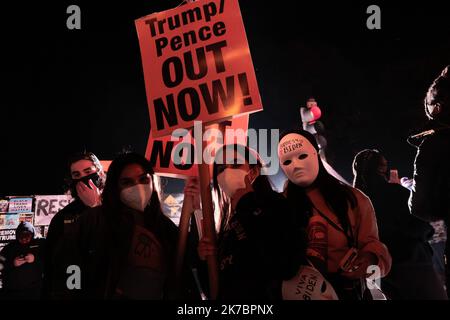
<box><xmin>70</xmin><ymin>160</ymin><xmax>98</xmax><ymax>180</ymax></box>
<box><xmin>118</xmin><ymin>163</ymin><xmax>153</xmax><ymax>193</ymax></box>
<box><xmin>278</xmin><ymin>133</ymin><xmax>319</xmax><ymax>187</ymax></box>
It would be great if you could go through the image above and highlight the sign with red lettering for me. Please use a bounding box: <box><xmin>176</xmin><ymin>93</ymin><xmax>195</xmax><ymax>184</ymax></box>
<box><xmin>135</xmin><ymin>0</ymin><xmax>262</xmax><ymax>138</ymax></box>
<box><xmin>146</xmin><ymin>114</ymin><xmax>248</xmax><ymax>178</ymax></box>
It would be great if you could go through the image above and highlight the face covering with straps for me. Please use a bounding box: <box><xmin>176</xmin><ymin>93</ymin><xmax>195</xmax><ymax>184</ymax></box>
<box><xmin>120</xmin><ymin>183</ymin><xmax>153</xmax><ymax>212</ymax></box>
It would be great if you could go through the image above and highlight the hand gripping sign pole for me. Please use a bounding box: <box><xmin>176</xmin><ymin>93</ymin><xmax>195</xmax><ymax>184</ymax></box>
<box><xmin>175</xmin><ymin>191</ymin><xmax>194</xmax><ymax>295</ymax></box>
<box><xmin>173</xmin><ymin>116</ymin><xmax>248</xmax><ymax>299</ymax></box>
<box><xmin>173</xmin><ymin>125</ymin><xmax>220</xmax><ymax>300</ymax></box>
<box><xmin>136</xmin><ymin>0</ymin><xmax>262</xmax><ymax>299</ymax></box>
<box><xmin>197</xmin><ymin>123</ymin><xmax>219</xmax><ymax>299</ymax></box>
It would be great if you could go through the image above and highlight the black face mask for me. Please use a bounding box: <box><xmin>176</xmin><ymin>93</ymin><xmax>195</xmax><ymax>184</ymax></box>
<box><xmin>70</xmin><ymin>172</ymin><xmax>103</xmax><ymax>199</ymax></box>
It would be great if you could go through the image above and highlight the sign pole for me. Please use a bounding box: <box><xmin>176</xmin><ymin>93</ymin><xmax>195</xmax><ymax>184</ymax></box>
<box><xmin>198</xmin><ymin>124</ymin><xmax>219</xmax><ymax>300</ymax></box>
<box><xmin>174</xmin><ymin>189</ymin><xmax>194</xmax><ymax>293</ymax></box>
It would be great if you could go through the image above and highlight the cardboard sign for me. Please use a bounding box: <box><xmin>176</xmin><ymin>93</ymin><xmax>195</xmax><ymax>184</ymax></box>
<box><xmin>100</xmin><ymin>160</ymin><xmax>112</xmax><ymax>172</ymax></box>
<box><xmin>34</xmin><ymin>195</ymin><xmax>73</xmax><ymax>226</ymax></box>
<box><xmin>135</xmin><ymin>0</ymin><xmax>262</xmax><ymax>137</ymax></box>
<box><xmin>0</xmin><ymin>214</ymin><xmax>20</xmax><ymax>230</ymax></box>
<box><xmin>8</xmin><ymin>198</ymin><xmax>33</xmax><ymax>214</ymax></box>
<box><xmin>145</xmin><ymin>114</ymin><xmax>248</xmax><ymax>178</ymax></box>
<box><xmin>0</xmin><ymin>229</ymin><xmax>16</xmax><ymax>243</ymax></box>
<box><xmin>0</xmin><ymin>215</ymin><xmax>6</xmax><ymax>230</ymax></box>
<box><xmin>0</xmin><ymin>199</ymin><xmax>8</xmax><ymax>213</ymax></box>
<box><xmin>19</xmin><ymin>213</ymin><xmax>34</xmax><ymax>224</ymax></box>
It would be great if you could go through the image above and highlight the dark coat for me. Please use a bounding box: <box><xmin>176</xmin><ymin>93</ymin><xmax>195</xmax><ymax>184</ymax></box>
<box><xmin>366</xmin><ymin>179</ymin><xmax>434</xmax><ymax>264</ymax></box>
<box><xmin>0</xmin><ymin>223</ymin><xmax>45</xmax><ymax>300</ymax></box>
<box><xmin>409</xmin><ymin>126</ymin><xmax>450</xmax><ymax>222</ymax></box>
<box><xmin>42</xmin><ymin>199</ymin><xmax>87</xmax><ymax>299</ymax></box>
<box><xmin>409</xmin><ymin>125</ymin><xmax>450</xmax><ymax>298</ymax></box>
<box><xmin>75</xmin><ymin>205</ymin><xmax>178</xmax><ymax>299</ymax></box>
<box><xmin>215</xmin><ymin>184</ymin><xmax>305</xmax><ymax>300</ymax></box>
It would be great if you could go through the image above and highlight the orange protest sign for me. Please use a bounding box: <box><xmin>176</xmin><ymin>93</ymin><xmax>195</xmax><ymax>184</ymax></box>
<box><xmin>99</xmin><ymin>160</ymin><xmax>112</xmax><ymax>172</ymax></box>
<box><xmin>135</xmin><ymin>0</ymin><xmax>262</xmax><ymax>138</ymax></box>
<box><xmin>145</xmin><ymin>114</ymin><xmax>249</xmax><ymax>178</ymax></box>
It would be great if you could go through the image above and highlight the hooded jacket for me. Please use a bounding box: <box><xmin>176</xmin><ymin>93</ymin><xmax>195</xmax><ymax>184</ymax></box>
<box><xmin>0</xmin><ymin>222</ymin><xmax>45</xmax><ymax>297</ymax></box>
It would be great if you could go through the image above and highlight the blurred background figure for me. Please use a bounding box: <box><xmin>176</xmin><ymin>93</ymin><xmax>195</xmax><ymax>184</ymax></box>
<box><xmin>408</xmin><ymin>65</ymin><xmax>450</xmax><ymax>296</ymax></box>
<box><xmin>0</xmin><ymin>222</ymin><xmax>45</xmax><ymax>300</ymax></box>
<box><xmin>300</xmin><ymin>98</ymin><xmax>328</xmax><ymax>160</ymax></box>
<box><xmin>353</xmin><ymin>149</ymin><xmax>447</xmax><ymax>299</ymax></box>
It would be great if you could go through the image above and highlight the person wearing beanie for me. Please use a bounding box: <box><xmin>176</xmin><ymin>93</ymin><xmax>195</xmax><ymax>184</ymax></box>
<box><xmin>0</xmin><ymin>222</ymin><xmax>45</xmax><ymax>299</ymax></box>
<box><xmin>409</xmin><ymin>65</ymin><xmax>450</xmax><ymax>296</ymax></box>
<box><xmin>278</xmin><ymin>129</ymin><xmax>392</xmax><ymax>300</ymax></box>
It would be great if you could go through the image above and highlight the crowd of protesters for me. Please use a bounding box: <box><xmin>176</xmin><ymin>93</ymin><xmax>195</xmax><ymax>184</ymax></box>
<box><xmin>0</xmin><ymin>65</ymin><xmax>449</xmax><ymax>300</ymax></box>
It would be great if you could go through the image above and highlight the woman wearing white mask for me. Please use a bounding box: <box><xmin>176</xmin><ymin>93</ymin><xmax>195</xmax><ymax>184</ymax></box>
<box><xmin>278</xmin><ymin>129</ymin><xmax>392</xmax><ymax>300</ymax></box>
<box><xmin>197</xmin><ymin>144</ymin><xmax>304</xmax><ymax>300</ymax></box>
<box><xmin>75</xmin><ymin>152</ymin><xmax>178</xmax><ymax>299</ymax></box>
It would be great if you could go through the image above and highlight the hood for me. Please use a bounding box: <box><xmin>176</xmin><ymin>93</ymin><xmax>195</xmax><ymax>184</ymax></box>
<box><xmin>16</xmin><ymin>221</ymin><xmax>35</xmax><ymax>238</ymax></box>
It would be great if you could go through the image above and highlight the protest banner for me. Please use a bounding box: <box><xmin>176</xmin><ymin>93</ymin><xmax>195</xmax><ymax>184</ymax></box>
<box><xmin>34</xmin><ymin>195</ymin><xmax>73</xmax><ymax>226</ymax></box>
<box><xmin>145</xmin><ymin>114</ymin><xmax>248</xmax><ymax>178</ymax></box>
<box><xmin>19</xmin><ymin>213</ymin><xmax>34</xmax><ymax>224</ymax></box>
<box><xmin>135</xmin><ymin>0</ymin><xmax>261</xmax><ymax>138</ymax></box>
<box><xmin>100</xmin><ymin>160</ymin><xmax>112</xmax><ymax>172</ymax></box>
<box><xmin>0</xmin><ymin>214</ymin><xmax>20</xmax><ymax>230</ymax></box>
<box><xmin>8</xmin><ymin>197</ymin><xmax>33</xmax><ymax>214</ymax></box>
<box><xmin>0</xmin><ymin>199</ymin><xmax>8</xmax><ymax>213</ymax></box>
<box><xmin>0</xmin><ymin>229</ymin><xmax>16</xmax><ymax>243</ymax></box>
<box><xmin>136</xmin><ymin>0</ymin><xmax>262</xmax><ymax>299</ymax></box>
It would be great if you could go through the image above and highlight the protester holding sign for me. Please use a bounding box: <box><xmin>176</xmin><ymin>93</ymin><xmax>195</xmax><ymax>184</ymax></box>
<box><xmin>278</xmin><ymin>129</ymin><xmax>392</xmax><ymax>300</ymax></box>
<box><xmin>74</xmin><ymin>152</ymin><xmax>178</xmax><ymax>299</ymax></box>
<box><xmin>0</xmin><ymin>222</ymin><xmax>45</xmax><ymax>299</ymax></box>
<box><xmin>197</xmin><ymin>144</ymin><xmax>304</xmax><ymax>300</ymax></box>
<box><xmin>43</xmin><ymin>151</ymin><xmax>105</xmax><ymax>299</ymax></box>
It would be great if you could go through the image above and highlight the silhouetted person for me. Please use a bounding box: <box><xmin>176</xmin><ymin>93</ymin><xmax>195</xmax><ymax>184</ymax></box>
<box><xmin>408</xmin><ymin>65</ymin><xmax>450</xmax><ymax>296</ymax></box>
<box><xmin>353</xmin><ymin>149</ymin><xmax>447</xmax><ymax>299</ymax></box>
<box><xmin>0</xmin><ymin>222</ymin><xmax>45</xmax><ymax>299</ymax></box>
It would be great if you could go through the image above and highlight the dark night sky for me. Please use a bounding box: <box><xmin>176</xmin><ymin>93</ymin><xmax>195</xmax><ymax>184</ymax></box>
<box><xmin>1</xmin><ymin>0</ymin><xmax>449</xmax><ymax>196</ymax></box>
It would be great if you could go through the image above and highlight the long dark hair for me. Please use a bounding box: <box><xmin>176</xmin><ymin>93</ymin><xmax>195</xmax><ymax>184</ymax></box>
<box><xmin>101</xmin><ymin>152</ymin><xmax>174</xmax><ymax>248</ymax></box>
<box><xmin>280</xmin><ymin>129</ymin><xmax>357</xmax><ymax>234</ymax></box>
<box><xmin>212</xmin><ymin>144</ymin><xmax>275</xmax><ymax>233</ymax></box>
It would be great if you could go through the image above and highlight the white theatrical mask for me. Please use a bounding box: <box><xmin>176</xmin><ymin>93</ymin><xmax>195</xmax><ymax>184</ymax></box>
<box><xmin>278</xmin><ymin>133</ymin><xmax>319</xmax><ymax>187</ymax></box>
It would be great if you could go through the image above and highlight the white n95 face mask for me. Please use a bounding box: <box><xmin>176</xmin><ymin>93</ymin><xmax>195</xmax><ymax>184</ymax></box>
<box><xmin>217</xmin><ymin>168</ymin><xmax>248</xmax><ymax>198</ymax></box>
<box><xmin>120</xmin><ymin>183</ymin><xmax>153</xmax><ymax>212</ymax></box>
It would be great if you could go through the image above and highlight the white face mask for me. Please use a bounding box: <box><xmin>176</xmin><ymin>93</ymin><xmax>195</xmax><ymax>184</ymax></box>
<box><xmin>217</xmin><ymin>168</ymin><xmax>248</xmax><ymax>198</ymax></box>
<box><xmin>120</xmin><ymin>183</ymin><xmax>153</xmax><ymax>212</ymax></box>
<box><xmin>278</xmin><ymin>133</ymin><xmax>319</xmax><ymax>187</ymax></box>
